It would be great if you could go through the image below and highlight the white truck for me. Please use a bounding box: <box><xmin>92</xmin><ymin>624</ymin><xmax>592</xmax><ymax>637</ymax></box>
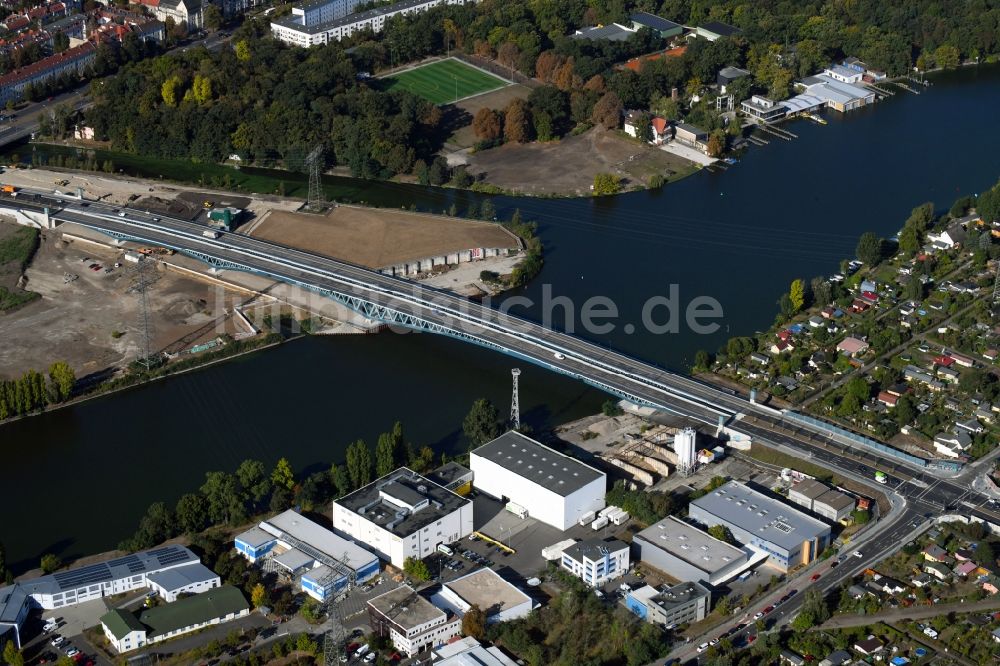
<box><xmin>203</xmin><ymin>229</ymin><xmax>220</xmax><ymax>239</ymax></box>
<box><xmin>598</xmin><ymin>506</ymin><xmax>618</xmax><ymax>519</ymax></box>
<box><xmin>591</xmin><ymin>516</ymin><xmax>609</xmax><ymax>531</ymax></box>
<box><xmin>505</xmin><ymin>502</ymin><xmax>528</xmax><ymax>519</ymax></box>
<box><xmin>609</xmin><ymin>509</ymin><xmax>630</xmax><ymax>525</ymax></box>
<box><xmin>578</xmin><ymin>510</ymin><xmax>596</xmax><ymax>526</ymax></box>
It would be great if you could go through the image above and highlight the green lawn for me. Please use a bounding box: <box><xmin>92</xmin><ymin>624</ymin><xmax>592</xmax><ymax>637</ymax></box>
<box><xmin>381</xmin><ymin>59</ymin><xmax>507</xmax><ymax>105</ymax></box>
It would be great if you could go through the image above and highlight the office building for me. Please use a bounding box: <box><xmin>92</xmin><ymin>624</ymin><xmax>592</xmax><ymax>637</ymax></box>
<box><xmin>432</xmin><ymin>568</ymin><xmax>533</xmax><ymax>623</ymax></box>
<box><xmin>0</xmin><ymin>545</ymin><xmax>204</xmax><ymax>649</ymax></box>
<box><xmin>100</xmin><ymin>585</ymin><xmax>249</xmax><ymax>653</ymax></box>
<box><xmin>633</xmin><ymin>516</ymin><xmax>749</xmax><ymax>584</ymax></box>
<box><xmin>235</xmin><ymin>509</ymin><xmax>380</xmax><ymax>601</ymax></box>
<box><xmin>560</xmin><ymin>538</ymin><xmax>629</xmax><ymax>587</ymax></box>
<box><xmin>687</xmin><ymin>481</ymin><xmax>831</xmax><ymax>571</ymax></box>
<box><xmin>367</xmin><ymin>585</ymin><xmax>460</xmax><ymax>657</ymax></box>
<box><xmin>333</xmin><ymin>467</ymin><xmax>473</xmax><ymax>568</ymax></box>
<box><xmin>271</xmin><ymin>0</ymin><xmax>469</xmax><ymax>47</ymax></box>
<box><xmin>625</xmin><ymin>581</ymin><xmax>711</xmax><ymax>627</ymax></box>
<box><xmin>471</xmin><ymin>431</ymin><xmax>606</xmax><ymax>530</ymax></box>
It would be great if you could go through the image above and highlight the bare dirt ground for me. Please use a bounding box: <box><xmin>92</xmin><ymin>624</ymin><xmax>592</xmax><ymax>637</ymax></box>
<box><xmin>250</xmin><ymin>205</ymin><xmax>520</xmax><ymax>269</ymax></box>
<box><xmin>465</xmin><ymin>127</ymin><xmax>696</xmax><ymax>196</ymax></box>
<box><xmin>417</xmin><ymin>252</ymin><xmax>523</xmax><ymax>296</ymax></box>
<box><xmin>0</xmin><ymin>232</ymin><xmax>240</xmax><ymax>380</ymax></box>
<box><xmin>0</xmin><ymin>167</ymin><xmax>300</xmax><ymax>220</ymax></box>
<box><xmin>446</xmin><ymin>84</ymin><xmax>533</xmax><ymax>150</ymax></box>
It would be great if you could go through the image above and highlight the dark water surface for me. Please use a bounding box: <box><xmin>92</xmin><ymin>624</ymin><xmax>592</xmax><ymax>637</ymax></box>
<box><xmin>3</xmin><ymin>64</ymin><xmax>1000</xmax><ymax>572</ymax></box>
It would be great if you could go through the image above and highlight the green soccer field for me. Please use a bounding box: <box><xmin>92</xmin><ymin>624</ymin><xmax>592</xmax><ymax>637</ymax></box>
<box><xmin>381</xmin><ymin>59</ymin><xmax>507</xmax><ymax>105</ymax></box>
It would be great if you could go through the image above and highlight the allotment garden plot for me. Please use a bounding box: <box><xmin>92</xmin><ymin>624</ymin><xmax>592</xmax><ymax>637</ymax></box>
<box><xmin>381</xmin><ymin>58</ymin><xmax>508</xmax><ymax>105</ymax></box>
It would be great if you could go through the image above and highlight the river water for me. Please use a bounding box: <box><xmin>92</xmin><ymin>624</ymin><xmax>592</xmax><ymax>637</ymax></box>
<box><xmin>3</xmin><ymin>65</ymin><xmax>1000</xmax><ymax>572</ymax></box>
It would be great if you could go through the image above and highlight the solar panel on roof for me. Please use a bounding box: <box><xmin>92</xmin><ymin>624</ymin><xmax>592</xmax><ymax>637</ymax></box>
<box><xmin>53</xmin><ymin>562</ymin><xmax>112</xmax><ymax>589</ymax></box>
<box><xmin>155</xmin><ymin>549</ymin><xmax>191</xmax><ymax>566</ymax></box>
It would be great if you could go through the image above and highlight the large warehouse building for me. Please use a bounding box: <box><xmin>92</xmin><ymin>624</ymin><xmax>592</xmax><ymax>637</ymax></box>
<box><xmin>470</xmin><ymin>432</ymin><xmax>606</xmax><ymax>530</ymax></box>
<box><xmin>235</xmin><ymin>509</ymin><xmax>380</xmax><ymax>602</ymax></box>
<box><xmin>687</xmin><ymin>481</ymin><xmax>831</xmax><ymax>572</ymax></box>
<box><xmin>333</xmin><ymin>467</ymin><xmax>473</xmax><ymax>567</ymax></box>
<box><xmin>633</xmin><ymin>516</ymin><xmax>749</xmax><ymax>584</ymax></box>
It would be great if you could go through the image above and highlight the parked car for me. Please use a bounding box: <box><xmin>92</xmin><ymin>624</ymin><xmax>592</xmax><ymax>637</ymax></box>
<box><xmin>696</xmin><ymin>642</ymin><xmax>709</xmax><ymax>653</ymax></box>
<box><xmin>50</xmin><ymin>636</ymin><xmax>64</xmax><ymax>647</ymax></box>
<box><xmin>811</xmin><ymin>574</ymin><xmax>821</xmax><ymax>581</ymax></box>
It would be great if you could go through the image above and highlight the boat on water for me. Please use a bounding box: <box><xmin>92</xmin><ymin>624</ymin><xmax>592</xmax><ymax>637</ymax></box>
<box><xmin>807</xmin><ymin>113</ymin><xmax>827</xmax><ymax>125</ymax></box>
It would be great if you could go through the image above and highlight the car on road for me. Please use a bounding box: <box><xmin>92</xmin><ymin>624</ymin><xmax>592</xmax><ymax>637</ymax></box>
<box><xmin>779</xmin><ymin>595</ymin><xmax>790</xmax><ymax>603</ymax></box>
<box><xmin>554</xmin><ymin>352</ymin><xmax>565</xmax><ymax>360</ymax></box>
<box><xmin>810</xmin><ymin>574</ymin><xmax>821</xmax><ymax>581</ymax></box>
<box><xmin>853</xmin><ymin>550</ymin><xmax>863</xmax><ymax>558</ymax></box>
<box><xmin>829</xmin><ymin>560</ymin><xmax>839</xmax><ymax>568</ymax></box>
<box><xmin>709</xmin><ymin>638</ymin><xmax>719</xmax><ymax>647</ymax></box>
<box><xmin>696</xmin><ymin>642</ymin><xmax>709</xmax><ymax>653</ymax></box>
<box><xmin>763</xmin><ymin>606</ymin><xmax>774</xmax><ymax>614</ymax></box>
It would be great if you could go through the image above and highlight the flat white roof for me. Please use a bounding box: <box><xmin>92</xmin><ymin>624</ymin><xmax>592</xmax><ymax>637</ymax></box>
<box><xmin>472</xmin><ymin>431</ymin><xmax>605</xmax><ymax>497</ymax></box>
<box><xmin>635</xmin><ymin>516</ymin><xmax>747</xmax><ymax>575</ymax></box>
<box><xmin>262</xmin><ymin>509</ymin><xmax>377</xmax><ymax>570</ymax></box>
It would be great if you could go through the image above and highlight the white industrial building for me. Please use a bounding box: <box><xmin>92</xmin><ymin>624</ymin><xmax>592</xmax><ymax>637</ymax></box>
<box><xmin>786</xmin><ymin>479</ymin><xmax>856</xmax><ymax>523</ymax></box>
<box><xmin>0</xmin><ymin>545</ymin><xmax>207</xmax><ymax>649</ymax></box>
<box><xmin>688</xmin><ymin>481</ymin><xmax>831</xmax><ymax>572</ymax></box>
<box><xmin>271</xmin><ymin>0</ymin><xmax>470</xmax><ymax>47</ymax></box>
<box><xmin>235</xmin><ymin>509</ymin><xmax>380</xmax><ymax>602</ymax></box>
<box><xmin>433</xmin><ymin>637</ymin><xmax>518</xmax><ymax>665</ymax></box>
<box><xmin>367</xmin><ymin>585</ymin><xmax>461</xmax><ymax>657</ymax></box>
<box><xmin>332</xmin><ymin>467</ymin><xmax>473</xmax><ymax>568</ymax></box>
<box><xmin>560</xmin><ymin>538</ymin><xmax>629</xmax><ymax>587</ymax></box>
<box><xmin>146</xmin><ymin>563</ymin><xmax>221</xmax><ymax>602</ymax></box>
<box><xmin>431</xmin><ymin>568</ymin><xmax>533</xmax><ymax>623</ymax></box>
<box><xmin>471</xmin><ymin>431</ymin><xmax>606</xmax><ymax>531</ymax></box>
<box><xmin>633</xmin><ymin>516</ymin><xmax>749</xmax><ymax>585</ymax></box>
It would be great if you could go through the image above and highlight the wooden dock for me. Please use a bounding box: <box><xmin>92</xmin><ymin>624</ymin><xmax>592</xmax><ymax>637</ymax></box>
<box><xmin>759</xmin><ymin>124</ymin><xmax>796</xmax><ymax>141</ymax></box>
<box><xmin>895</xmin><ymin>81</ymin><xmax>921</xmax><ymax>94</ymax></box>
<box><xmin>867</xmin><ymin>83</ymin><xmax>895</xmax><ymax>96</ymax></box>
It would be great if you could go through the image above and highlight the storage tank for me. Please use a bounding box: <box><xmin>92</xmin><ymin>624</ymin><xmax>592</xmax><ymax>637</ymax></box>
<box><xmin>674</xmin><ymin>427</ymin><xmax>697</xmax><ymax>469</ymax></box>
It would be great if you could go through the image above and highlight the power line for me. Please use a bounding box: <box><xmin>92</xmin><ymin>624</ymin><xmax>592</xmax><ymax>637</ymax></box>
<box><xmin>127</xmin><ymin>257</ymin><xmax>159</xmax><ymax>369</ymax></box>
<box><xmin>306</xmin><ymin>144</ymin><xmax>325</xmax><ymax>212</ymax></box>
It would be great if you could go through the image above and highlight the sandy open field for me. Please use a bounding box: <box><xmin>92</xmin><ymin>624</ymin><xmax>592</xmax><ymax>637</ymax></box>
<box><xmin>250</xmin><ymin>205</ymin><xmax>520</xmax><ymax>269</ymax></box>
<box><xmin>0</xmin><ymin>231</ymin><xmax>242</xmax><ymax>380</ymax></box>
<box><xmin>466</xmin><ymin>127</ymin><xmax>696</xmax><ymax>196</ymax></box>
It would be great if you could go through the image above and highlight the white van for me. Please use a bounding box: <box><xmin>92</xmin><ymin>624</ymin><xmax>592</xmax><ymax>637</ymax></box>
<box><xmin>437</xmin><ymin>544</ymin><xmax>454</xmax><ymax>557</ymax></box>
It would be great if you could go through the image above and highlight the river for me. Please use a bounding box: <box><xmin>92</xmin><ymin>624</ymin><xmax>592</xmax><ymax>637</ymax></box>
<box><xmin>3</xmin><ymin>64</ymin><xmax>1000</xmax><ymax>573</ymax></box>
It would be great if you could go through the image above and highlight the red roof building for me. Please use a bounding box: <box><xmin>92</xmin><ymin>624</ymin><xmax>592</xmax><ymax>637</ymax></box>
<box><xmin>877</xmin><ymin>391</ymin><xmax>898</xmax><ymax>407</ymax></box>
<box><xmin>933</xmin><ymin>355</ymin><xmax>955</xmax><ymax>367</ymax></box>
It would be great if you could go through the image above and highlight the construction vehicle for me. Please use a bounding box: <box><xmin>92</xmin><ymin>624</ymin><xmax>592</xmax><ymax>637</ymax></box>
<box><xmin>1</xmin><ymin>184</ymin><xmax>17</xmax><ymax>193</ymax></box>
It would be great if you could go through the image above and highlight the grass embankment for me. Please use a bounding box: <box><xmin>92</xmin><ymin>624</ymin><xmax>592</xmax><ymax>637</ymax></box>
<box><xmin>0</xmin><ymin>222</ymin><xmax>40</xmax><ymax>311</ymax></box>
<box><xmin>744</xmin><ymin>442</ymin><xmax>844</xmax><ymax>485</ymax></box>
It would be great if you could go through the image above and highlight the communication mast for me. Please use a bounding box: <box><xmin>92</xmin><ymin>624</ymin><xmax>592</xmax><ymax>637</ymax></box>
<box><xmin>305</xmin><ymin>144</ymin><xmax>325</xmax><ymax>211</ymax></box>
<box><xmin>510</xmin><ymin>368</ymin><xmax>521</xmax><ymax>430</ymax></box>
<box><xmin>128</xmin><ymin>257</ymin><xmax>159</xmax><ymax>369</ymax></box>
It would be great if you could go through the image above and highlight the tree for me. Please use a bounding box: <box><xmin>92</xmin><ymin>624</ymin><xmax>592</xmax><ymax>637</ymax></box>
<box><xmin>236</xmin><ymin>459</ymin><xmax>270</xmax><ymax>508</ymax></box>
<box><xmin>706</xmin><ymin>130</ymin><xmax>725</xmax><ymax>158</ymax></box>
<box><xmin>791</xmin><ymin>608</ymin><xmax>816</xmax><ymax>630</ymax></box>
<box><xmin>708</xmin><ymin>525</ymin><xmax>736</xmax><ymax>544</ymax></box>
<box><xmin>201</xmin><ymin>471</ymin><xmax>243</xmax><ymax>525</ymax></box>
<box><xmin>403</xmin><ymin>556</ymin><xmax>431</xmax><ymax>581</ymax></box>
<box><xmin>463</xmin><ymin>398</ymin><xmax>501</xmax><ymax>446</ymax></box>
<box><xmin>346</xmin><ymin>440</ymin><xmax>373</xmax><ymax>489</ymax></box>
<box><xmin>602</xmin><ymin>399</ymin><xmax>624</xmax><ymax>417</ymax></box>
<box><xmin>330</xmin><ymin>463</ymin><xmax>350</xmax><ymax>498</ymax></box>
<box><xmin>497</xmin><ymin>42</ymin><xmax>520</xmax><ymax>77</ymax></box>
<box><xmin>251</xmin><ymin>583</ymin><xmax>269</xmax><ymax>609</ymax></box>
<box><xmin>503</xmin><ymin>99</ymin><xmax>531</xmax><ymax>143</ymax></box>
<box><xmin>856</xmin><ymin>231</ymin><xmax>884</xmax><ymax>267</ymax></box>
<box><xmin>234</xmin><ymin>39</ymin><xmax>251</xmax><ymax>62</ymax></box>
<box><xmin>789</xmin><ymin>279</ymin><xmax>805</xmax><ymax>312</ymax></box>
<box><xmin>593</xmin><ymin>173</ymin><xmax>622</xmax><ymax>196</ymax></box>
<box><xmin>47</xmin><ymin>361</ymin><xmax>74</xmax><ymax>402</ymax></box>
<box><xmin>375</xmin><ymin>430</ymin><xmax>398</xmax><ymax>477</ymax></box>
<box><xmin>270</xmin><ymin>457</ymin><xmax>295</xmax><ymax>492</ymax></box>
<box><xmin>934</xmin><ymin>44</ymin><xmax>960</xmax><ymax>69</ymax></box>
<box><xmin>903</xmin><ymin>274</ymin><xmax>924</xmax><ymax>301</ymax></box>
<box><xmin>2</xmin><ymin>641</ymin><xmax>23</xmax><ymax>666</ymax></box>
<box><xmin>161</xmin><ymin>75</ymin><xmax>181</xmax><ymax>107</ymax></box>
<box><xmin>40</xmin><ymin>553</ymin><xmax>61</xmax><ymax>574</ymax></box>
<box><xmin>175</xmin><ymin>492</ymin><xmax>208</xmax><ymax>534</ymax></box>
<box><xmin>472</xmin><ymin>108</ymin><xmax>502</xmax><ymax>142</ymax></box>
<box><xmin>591</xmin><ymin>91</ymin><xmax>623</xmax><ymax>129</ymax></box>
<box><xmin>203</xmin><ymin>4</ymin><xmax>222</xmax><ymax>30</ymax></box>
<box><xmin>461</xmin><ymin>604</ymin><xmax>486</xmax><ymax>639</ymax></box>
